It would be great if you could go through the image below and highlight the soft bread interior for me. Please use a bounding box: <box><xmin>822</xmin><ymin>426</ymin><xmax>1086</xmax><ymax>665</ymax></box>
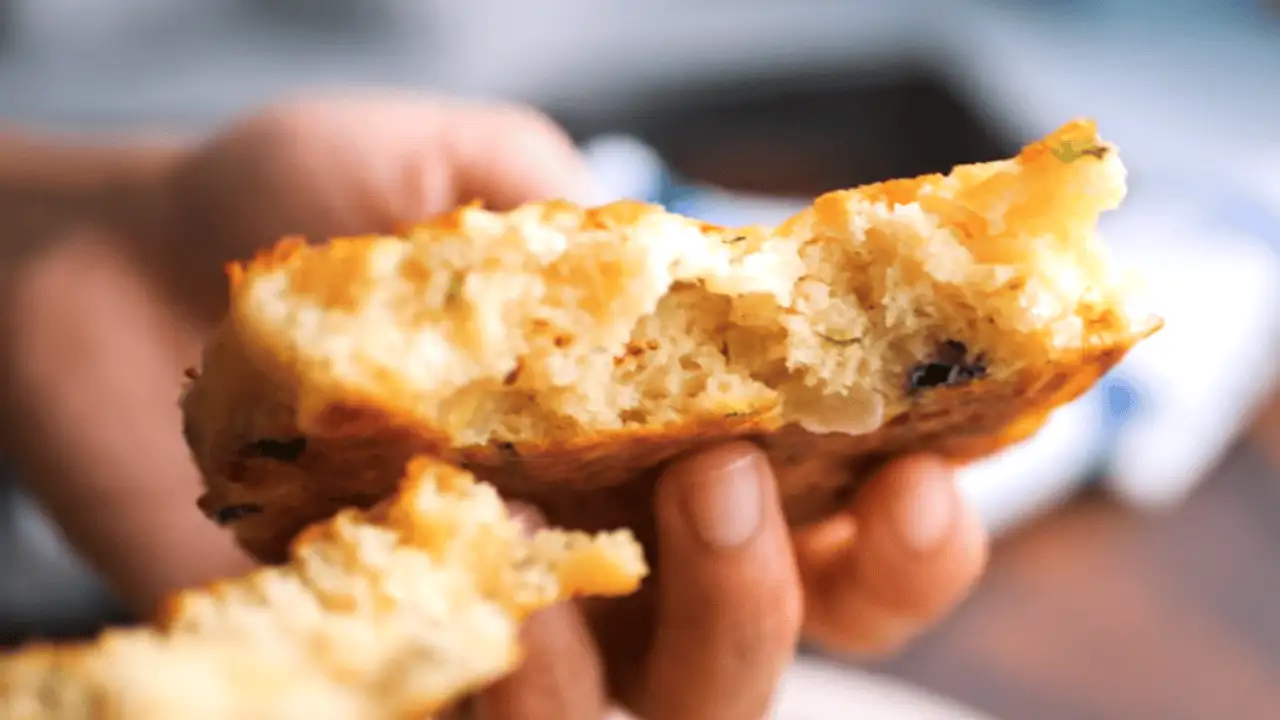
<box><xmin>231</xmin><ymin>120</ymin><xmax>1156</xmax><ymax>447</ymax></box>
<box><xmin>0</xmin><ymin>459</ymin><xmax>646</xmax><ymax>720</ymax></box>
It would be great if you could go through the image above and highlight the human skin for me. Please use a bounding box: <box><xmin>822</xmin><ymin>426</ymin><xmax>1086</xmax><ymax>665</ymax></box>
<box><xmin>0</xmin><ymin>94</ymin><xmax>987</xmax><ymax>720</ymax></box>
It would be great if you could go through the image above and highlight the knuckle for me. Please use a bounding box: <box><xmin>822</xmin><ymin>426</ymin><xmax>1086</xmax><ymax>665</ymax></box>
<box><xmin>242</xmin><ymin>102</ymin><xmax>318</xmax><ymax>143</ymax></box>
<box><xmin>489</xmin><ymin>103</ymin><xmax>576</xmax><ymax>153</ymax></box>
<box><xmin>234</xmin><ymin>98</ymin><xmax>349</xmax><ymax>158</ymax></box>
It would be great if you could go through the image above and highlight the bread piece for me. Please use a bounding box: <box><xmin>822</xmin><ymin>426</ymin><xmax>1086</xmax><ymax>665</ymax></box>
<box><xmin>183</xmin><ymin>119</ymin><xmax>1161</xmax><ymax>561</ymax></box>
<box><xmin>0</xmin><ymin>458</ymin><xmax>647</xmax><ymax>719</ymax></box>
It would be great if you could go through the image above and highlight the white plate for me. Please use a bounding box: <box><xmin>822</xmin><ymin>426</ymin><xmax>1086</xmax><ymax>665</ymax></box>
<box><xmin>770</xmin><ymin>657</ymin><xmax>996</xmax><ymax>720</ymax></box>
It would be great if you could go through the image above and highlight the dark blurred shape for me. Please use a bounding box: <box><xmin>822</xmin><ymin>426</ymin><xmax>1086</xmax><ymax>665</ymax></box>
<box><xmin>0</xmin><ymin>470</ymin><xmax>134</xmax><ymax>648</ymax></box>
<box><xmin>239</xmin><ymin>0</ymin><xmax>400</xmax><ymax>37</ymax></box>
<box><xmin>0</xmin><ymin>0</ymin><xmax>10</xmax><ymax>53</ymax></box>
<box><xmin>568</xmin><ymin>66</ymin><xmax>1017</xmax><ymax>198</ymax></box>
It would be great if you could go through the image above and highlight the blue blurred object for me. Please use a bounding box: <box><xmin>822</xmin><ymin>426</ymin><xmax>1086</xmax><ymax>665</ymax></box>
<box><xmin>1083</xmin><ymin>372</ymin><xmax>1146</xmax><ymax>485</ymax></box>
<box><xmin>985</xmin><ymin>0</ymin><xmax>1277</xmax><ymax>28</ymax></box>
<box><xmin>1101</xmin><ymin>375</ymin><xmax>1141</xmax><ymax>429</ymax></box>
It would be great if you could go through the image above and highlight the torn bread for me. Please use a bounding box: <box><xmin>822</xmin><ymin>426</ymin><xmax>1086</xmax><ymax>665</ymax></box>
<box><xmin>183</xmin><ymin>119</ymin><xmax>1161</xmax><ymax>561</ymax></box>
<box><xmin>0</xmin><ymin>458</ymin><xmax>647</xmax><ymax>720</ymax></box>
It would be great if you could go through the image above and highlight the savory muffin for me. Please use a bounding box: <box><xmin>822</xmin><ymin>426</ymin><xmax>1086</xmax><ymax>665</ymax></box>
<box><xmin>183</xmin><ymin>119</ymin><xmax>1160</xmax><ymax>561</ymax></box>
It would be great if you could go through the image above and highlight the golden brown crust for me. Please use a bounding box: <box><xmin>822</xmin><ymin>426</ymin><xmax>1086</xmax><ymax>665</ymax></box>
<box><xmin>182</xmin><ymin>119</ymin><xmax>1160</xmax><ymax>562</ymax></box>
<box><xmin>187</xmin><ymin>325</ymin><xmax>1142</xmax><ymax>560</ymax></box>
<box><xmin>0</xmin><ymin>459</ymin><xmax>647</xmax><ymax>719</ymax></box>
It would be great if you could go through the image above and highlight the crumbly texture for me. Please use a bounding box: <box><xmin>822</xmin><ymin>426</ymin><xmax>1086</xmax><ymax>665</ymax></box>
<box><xmin>183</xmin><ymin>119</ymin><xmax>1161</xmax><ymax>561</ymax></box>
<box><xmin>0</xmin><ymin>459</ymin><xmax>647</xmax><ymax>720</ymax></box>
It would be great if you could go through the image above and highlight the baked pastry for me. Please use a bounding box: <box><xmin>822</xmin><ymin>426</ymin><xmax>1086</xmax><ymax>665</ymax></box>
<box><xmin>183</xmin><ymin>119</ymin><xmax>1161</xmax><ymax>562</ymax></box>
<box><xmin>0</xmin><ymin>458</ymin><xmax>647</xmax><ymax>719</ymax></box>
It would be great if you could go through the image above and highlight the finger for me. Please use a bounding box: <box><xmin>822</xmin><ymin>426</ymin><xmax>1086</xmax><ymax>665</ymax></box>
<box><xmin>475</xmin><ymin>504</ymin><xmax>608</xmax><ymax>720</ymax></box>
<box><xmin>474</xmin><ymin>603</ymin><xmax>607</xmax><ymax>720</ymax></box>
<box><xmin>798</xmin><ymin>455</ymin><xmax>988</xmax><ymax>656</ymax></box>
<box><xmin>434</xmin><ymin>100</ymin><xmax>605</xmax><ymax>209</ymax></box>
<box><xmin>255</xmin><ymin>95</ymin><xmax>602</xmax><ymax>223</ymax></box>
<box><xmin>165</xmin><ymin>95</ymin><xmax>604</xmax><ymax>323</ymax></box>
<box><xmin>624</xmin><ymin>443</ymin><xmax>802</xmax><ymax>720</ymax></box>
<box><xmin>0</xmin><ymin>232</ymin><xmax>254</xmax><ymax>617</ymax></box>
<box><xmin>245</xmin><ymin>94</ymin><xmax>603</xmax><ymax>220</ymax></box>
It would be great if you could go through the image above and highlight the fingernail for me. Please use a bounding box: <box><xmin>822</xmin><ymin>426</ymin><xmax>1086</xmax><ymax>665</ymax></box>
<box><xmin>896</xmin><ymin>473</ymin><xmax>956</xmax><ymax>553</ymax></box>
<box><xmin>678</xmin><ymin>446</ymin><xmax>767</xmax><ymax>549</ymax></box>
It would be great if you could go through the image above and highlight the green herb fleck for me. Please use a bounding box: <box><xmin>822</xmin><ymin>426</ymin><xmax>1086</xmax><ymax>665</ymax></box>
<box><xmin>816</xmin><ymin>332</ymin><xmax>861</xmax><ymax>347</ymax></box>
<box><xmin>444</xmin><ymin>274</ymin><xmax>464</xmax><ymax>307</ymax></box>
<box><xmin>1052</xmin><ymin>140</ymin><xmax>1109</xmax><ymax>164</ymax></box>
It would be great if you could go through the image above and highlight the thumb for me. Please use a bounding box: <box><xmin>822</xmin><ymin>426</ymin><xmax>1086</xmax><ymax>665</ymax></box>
<box><xmin>623</xmin><ymin>443</ymin><xmax>802</xmax><ymax>720</ymax></box>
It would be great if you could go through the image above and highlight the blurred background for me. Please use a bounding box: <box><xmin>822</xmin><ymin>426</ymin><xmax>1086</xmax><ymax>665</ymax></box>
<box><xmin>1</xmin><ymin>1</ymin><xmax>1278</xmax><ymax>718</ymax></box>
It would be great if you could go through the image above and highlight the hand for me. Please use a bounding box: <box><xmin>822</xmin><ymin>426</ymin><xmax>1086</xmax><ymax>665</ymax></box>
<box><xmin>467</xmin><ymin>443</ymin><xmax>987</xmax><ymax>720</ymax></box>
